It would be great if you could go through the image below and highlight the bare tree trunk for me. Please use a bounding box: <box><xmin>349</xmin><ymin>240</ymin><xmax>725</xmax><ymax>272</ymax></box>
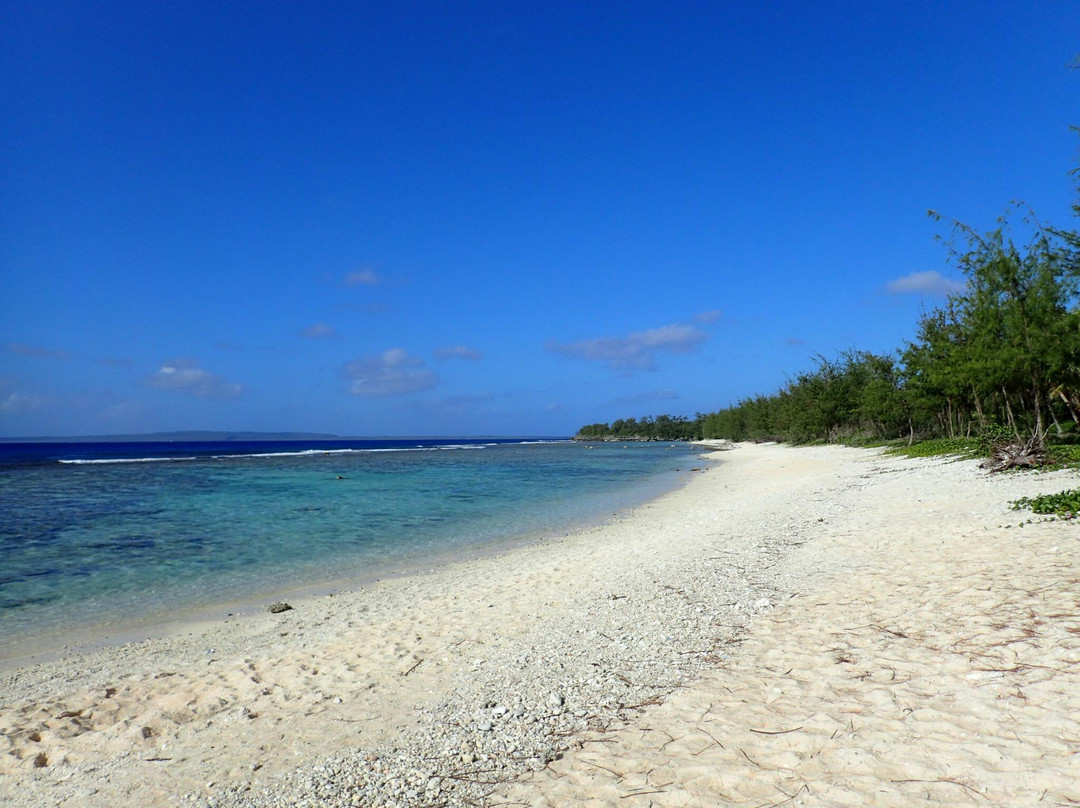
<box><xmin>1049</xmin><ymin>404</ymin><xmax>1064</xmax><ymax>438</ymax></box>
<box><xmin>1002</xmin><ymin>386</ymin><xmax>1020</xmax><ymax>440</ymax></box>
<box><xmin>1032</xmin><ymin>377</ymin><xmax>1046</xmax><ymax>447</ymax></box>
<box><xmin>1057</xmin><ymin>388</ymin><xmax>1080</xmax><ymax>425</ymax></box>
<box><xmin>971</xmin><ymin>383</ymin><xmax>987</xmax><ymax>428</ymax></box>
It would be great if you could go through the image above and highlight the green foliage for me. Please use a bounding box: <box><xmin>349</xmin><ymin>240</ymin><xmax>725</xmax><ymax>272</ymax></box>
<box><xmin>702</xmin><ymin>350</ymin><xmax>913</xmax><ymax>445</ymax></box>
<box><xmin>931</xmin><ymin>207</ymin><xmax>1080</xmax><ymax>443</ymax></box>
<box><xmin>698</xmin><ymin>199</ymin><xmax>1080</xmax><ymax>451</ymax></box>
<box><xmin>884</xmin><ymin>438</ymin><xmax>982</xmax><ymax>458</ymax></box>
<box><xmin>976</xmin><ymin>423</ymin><xmax>1015</xmax><ymax>456</ymax></box>
<box><xmin>599</xmin><ymin>156</ymin><xmax>1080</xmax><ymax>457</ymax></box>
<box><xmin>1046</xmin><ymin>444</ymin><xmax>1080</xmax><ymax>466</ymax></box>
<box><xmin>1011</xmin><ymin>489</ymin><xmax>1080</xmax><ymax>519</ymax></box>
<box><xmin>576</xmin><ymin>423</ymin><xmax>611</xmax><ymax>439</ymax></box>
<box><xmin>573</xmin><ymin>414</ymin><xmax>704</xmax><ymax>441</ymax></box>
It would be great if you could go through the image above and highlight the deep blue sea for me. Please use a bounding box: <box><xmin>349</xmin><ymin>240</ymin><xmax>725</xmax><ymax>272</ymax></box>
<box><xmin>0</xmin><ymin>438</ymin><xmax>700</xmax><ymax>657</ymax></box>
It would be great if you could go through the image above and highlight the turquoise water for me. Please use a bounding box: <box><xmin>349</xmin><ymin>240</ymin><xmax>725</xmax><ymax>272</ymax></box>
<box><xmin>0</xmin><ymin>439</ymin><xmax>700</xmax><ymax>654</ymax></box>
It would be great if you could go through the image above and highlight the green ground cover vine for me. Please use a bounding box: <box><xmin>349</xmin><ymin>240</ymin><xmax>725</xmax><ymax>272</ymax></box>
<box><xmin>1012</xmin><ymin>489</ymin><xmax>1080</xmax><ymax>520</ymax></box>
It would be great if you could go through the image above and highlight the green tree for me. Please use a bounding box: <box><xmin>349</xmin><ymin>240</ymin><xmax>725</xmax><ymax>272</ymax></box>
<box><xmin>934</xmin><ymin>207</ymin><xmax>1080</xmax><ymax>443</ymax></box>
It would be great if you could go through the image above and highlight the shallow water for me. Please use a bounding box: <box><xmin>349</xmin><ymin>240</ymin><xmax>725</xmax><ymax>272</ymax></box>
<box><xmin>0</xmin><ymin>438</ymin><xmax>699</xmax><ymax>652</ymax></box>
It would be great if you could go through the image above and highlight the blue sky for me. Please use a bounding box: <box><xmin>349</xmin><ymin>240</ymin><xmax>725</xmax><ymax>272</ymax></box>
<box><xmin>2</xmin><ymin>1</ymin><xmax>1077</xmax><ymax>438</ymax></box>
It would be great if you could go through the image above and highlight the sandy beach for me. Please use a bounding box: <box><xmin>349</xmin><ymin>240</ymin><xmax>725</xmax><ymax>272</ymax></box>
<box><xmin>2</xmin><ymin>442</ymin><xmax>1078</xmax><ymax>807</ymax></box>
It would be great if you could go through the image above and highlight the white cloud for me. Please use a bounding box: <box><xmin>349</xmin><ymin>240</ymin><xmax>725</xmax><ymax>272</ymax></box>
<box><xmin>344</xmin><ymin>268</ymin><xmax>383</xmax><ymax>287</ymax></box>
<box><xmin>98</xmin><ymin>401</ymin><xmax>147</xmax><ymax>422</ymax></box>
<box><xmin>144</xmin><ymin>359</ymin><xmax>243</xmax><ymax>398</ymax></box>
<box><xmin>547</xmin><ymin>323</ymin><xmax>708</xmax><ymax>371</ymax></box>
<box><xmin>0</xmin><ymin>379</ymin><xmax>50</xmax><ymax>414</ymax></box>
<box><xmin>693</xmin><ymin>309</ymin><xmax>722</xmax><ymax>324</ymax></box>
<box><xmin>4</xmin><ymin>342</ymin><xmax>71</xmax><ymax>360</ymax></box>
<box><xmin>344</xmin><ymin>349</ymin><xmax>438</xmax><ymax>397</ymax></box>
<box><xmin>885</xmin><ymin>271</ymin><xmax>965</xmax><ymax>296</ymax></box>
<box><xmin>433</xmin><ymin>345</ymin><xmax>484</xmax><ymax>361</ymax></box>
<box><xmin>300</xmin><ymin>322</ymin><xmax>337</xmax><ymax>339</ymax></box>
<box><xmin>0</xmin><ymin>390</ymin><xmax>51</xmax><ymax>414</ymax></box>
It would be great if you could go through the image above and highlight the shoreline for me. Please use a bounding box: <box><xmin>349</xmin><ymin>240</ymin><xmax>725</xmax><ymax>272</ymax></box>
<box><xmin>2</xmin><ymin>442</ymin><xmax>1076</xmax><ymax>807</ymax></box>
<box><xmin>0</xmin><ymin>446</ymin><xmax>703</xmax><ymax>671</ymax></box>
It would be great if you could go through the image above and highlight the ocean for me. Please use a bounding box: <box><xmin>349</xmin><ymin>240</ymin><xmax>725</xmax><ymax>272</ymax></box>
<box><xmin>0</xmin><ymin>437</ymin><xmax>701</xmax><ymax>658</ymax></box>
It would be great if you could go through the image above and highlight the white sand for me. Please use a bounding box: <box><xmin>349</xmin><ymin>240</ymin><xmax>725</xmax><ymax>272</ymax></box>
<box><xmin>500</xmin><ymin>445</ymin><xmax>1080</xmax><ymax>807</ymax></box>
<box><xmin>2</xmin><ymin>443</ymin><xmax>1077</xmax><ymax>807</ymax></box>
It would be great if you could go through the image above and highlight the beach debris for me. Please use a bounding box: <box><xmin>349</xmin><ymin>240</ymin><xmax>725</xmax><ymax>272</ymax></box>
<box><xmin>980</xmin><ymin>436</ymin><xmax>1047</xmax><ymax>472</ymax></box>
<box><xmin>267</xmin><ymin>601</ymin><xmax>294</xmax><ymax>614</ymax></box>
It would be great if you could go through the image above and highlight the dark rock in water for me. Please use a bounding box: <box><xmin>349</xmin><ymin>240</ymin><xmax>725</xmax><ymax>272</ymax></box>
<box><xmin>268</xmin><ymin>601</ymin><xmax>294</xmax><ymax>614</ymax></box>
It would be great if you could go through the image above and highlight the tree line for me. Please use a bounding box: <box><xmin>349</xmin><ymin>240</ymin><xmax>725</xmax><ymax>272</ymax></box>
<box><xmin>578</xmin><ymin>175</ymin><xmax>1080</xmax><ymax>448</ymax></box>
<box><xmin>700</xmin><ymin>206</ymin><xmax>1079</xmax><ymax>446</ymax></box>
<box><xmin>575</xmin><ymin>414</ymin><xmax>704</xmax><ymax>442</ymax></box>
